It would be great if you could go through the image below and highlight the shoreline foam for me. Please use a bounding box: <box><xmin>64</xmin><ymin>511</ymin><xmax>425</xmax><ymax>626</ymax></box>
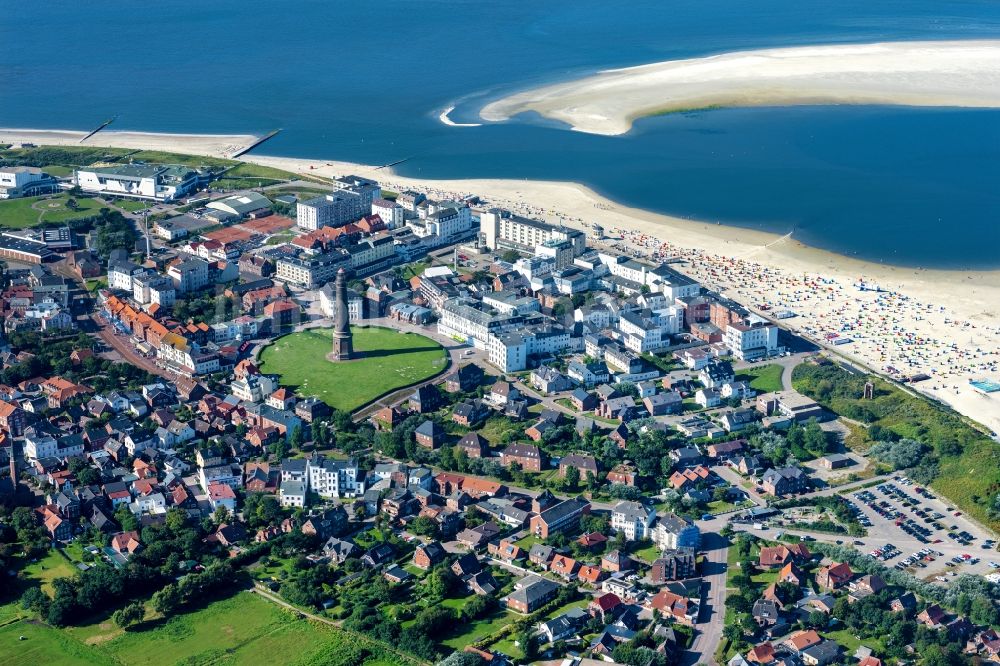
<box><xmin>480</xmin><ymin>40</ymin><xmax>1000</xmax><ymax>135</ymax></box>
<box><xmin>2</xmin><ymin>126</ymin><xmax>998</xmax><ymax>434</ymax></box>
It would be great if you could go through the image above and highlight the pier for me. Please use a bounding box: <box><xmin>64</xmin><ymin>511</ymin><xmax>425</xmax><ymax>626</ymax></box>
<box><xmin>229</xmin><ymin>129</ymin><xmax>281</xmax><ymax>158</ymax></box>
<box><xmin>79</xmin><ymin>116</ymin><xmax>116</xmax><ymax>143</ymax></box>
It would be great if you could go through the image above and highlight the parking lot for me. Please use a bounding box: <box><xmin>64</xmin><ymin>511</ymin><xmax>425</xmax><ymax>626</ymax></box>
<box><xmin>847</xmin><ymin>476</ymin><xmax>998</xmax><ymax>579</ymax></box>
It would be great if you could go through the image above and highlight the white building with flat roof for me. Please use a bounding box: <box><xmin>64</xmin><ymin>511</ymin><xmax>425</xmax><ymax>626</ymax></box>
<box><xmin>74</xmin><ymin>164</ymin><xmax>209</xmax><ymax>202</ymax></box>
<box><xmin>0</xmin><ymin>167</ymin><xmax>59</xmax><ymax>199</ymax></box>
<box><xmin>725</xmin><ymin>317</ymin><xmax>779</xmax><ymax>361</ymax></box>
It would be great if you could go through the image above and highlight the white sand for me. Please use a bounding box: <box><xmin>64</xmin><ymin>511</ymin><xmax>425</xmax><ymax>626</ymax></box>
<box><xmin>0</xmin><ymin>128</ymin><xmax>258</xmax><ymax>158</ymax></box>
<box><xmin>480</xmin><ymin>40</ymin><xmax>1000</xmax><ymax>135</ymax></box>
<box><xmin>2</xmin><ymin>127</ymin><xmax>998</xmax><ymax>433</ymax></box>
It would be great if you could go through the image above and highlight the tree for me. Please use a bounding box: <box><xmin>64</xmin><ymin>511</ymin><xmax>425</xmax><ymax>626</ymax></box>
<box><xmin>723</xmin><ymin>623</ymin><xmax>745</xmax><ymax>644</ymax></box>
<box><xmin>165</xmin><ymin>508</ymin><xmax>188</xmax><ymax>533</ymax></box>
<box><xmin>20</xmin><ymin>587</ymin><xmax>50</xmax><ymax>615</ymax></box>
<box><xmin>500</xmin><ymin>250</ymin><xmax>520</xmax><ymax>263</ymax></box>
<box><xmin>213</xmin><ymin>505</ymin><xmax>231</xmax><ymax>525</ymax></box>
<box><xmin>115</xmin><ymin>504</ymin><xmax>139</xmax><ymax>531</ymax></box>
<box><xmin>563</xmin><ymin>464</ymin><xmax>580</xmax><ymax>491</ymax></box>
<box><xmin>436</xmin><ymin>652</ymin><xmax>486</xmax><ymax>666</ymax></box>
<box><xmin>290</xmin><ymin>425</ymin><xmax>305</xmax><ymax>450</ymax></box>
<box><xmin>425</xmin><ymin>566</ymin><xmax>457</xmax><ymax>601</ymax></box>
<box><xmin>518</xmin><ymin>628</ymin><xmax>537</xmax><ymax>661</ymax></box>
<box><xmin>112</xmin><ymin>602</ymin><xmax>145</xmax><ymax>629</ymax></box>
<box><xmin>409</xmin><ymin>516</ymin><xmax>439</xmax><ymax>539</ymax></box>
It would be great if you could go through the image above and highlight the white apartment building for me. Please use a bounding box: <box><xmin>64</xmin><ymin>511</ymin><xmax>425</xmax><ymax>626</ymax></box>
<box><xmin>231</xmin><ymin>373</ymin><xmax>277</xmax><ymax>403</ymax></box>
<box><xmin>297</xmin><ymin>192</ymin><xmax>364</xmax><ymax>230</ymax></box>
<box><xmin>132</xmin><ymin>274</ymin><xmax>176</xmax><ymax>308</ymax></box>
<box><xmin>74</xmin><ymin>164</ymin><xmax>209</xmax><ymax>202</ymax></box>
<box><xmin>437</xmin><ymin>298</ymin><xmax>524</xmax><ymax>348</ymax></box>
<box><xmin>279</xmin><ymin>479</ymin><xmax>307</xmax><ymax>508</ymax></box>
<box><xmin>425</xmin><ymin>203</ymin><xmax>472</xmax><ymax>239</ymax></box>
<box><xmin>275</xmin><ymin>252</ymin><xmax>345</xmax><ymax>289</ymax></box>
<box><xmin>488</xmin><ymin>332</ymin><xmax>528</xmax><ymax>373</ymax></box>
<box><xmin>611</xmin><ymin>501</ymin><xmax>656</xmax><ymax>541</ymax></box>
<box><xmin>347</xmin><ymin>235</ymin><xmax>395</xmax><ymax>272</ymax></box>
<box><xmin>306</xmin><ymin>455</ymin><xmax>364</xmax><ymax>499</ymax></box>
<box><xmin>23</xmin><ymin>430</ymin><xmax>58</xmax><ymax>460</ymax></box>
<box><xmin>619</xmin><ymin>306</ymin><xmax>683</xmax><ymax>353</ymax></box>
<box><xmin>108</xmin><ymin>262</ymin><xmax>144</xmax><ymax>291</ymax></box>
<box><xmin>479</xmin><ymin>209</ymin><xmax>585</xmax><ymax>254</ymax></box>
<box><xmin>157</xmin><ymin>333</ymin><xmax>219</xmax><ymax>376</ymax></box>
<box><xmin>372</xmin><ymin>198</ymin><xmax>405</xmax><ymax>228</ymax></box>
<box><xmin>513</xmin><ymin>256</ymin><xmax>555</xmax><ymax>282</ymax></box>
<box><xmin>487</xmin><ymin>326</ymin><xmax>571</xmax><ymax>372</ymax></box>
<box><xmin>599</xmin><ymin>254</ymin><xmax>700</xmax><ymax>299</ymax></box>
<box><xmin>725</xmin><ymin>317</ymin><xmax>780</xmax><ymax>361</ymax></box>
<box><xmin>166</xmin><ymin>258</ymin><xmax>209</xmax><ymax>293</ymax></box>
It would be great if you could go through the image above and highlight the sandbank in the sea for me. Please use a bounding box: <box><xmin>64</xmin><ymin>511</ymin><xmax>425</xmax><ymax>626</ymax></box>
<box><xmin>479</xmin><ymin>40</ymin><xmax>1000</xmax><ymax>135</ymax></box>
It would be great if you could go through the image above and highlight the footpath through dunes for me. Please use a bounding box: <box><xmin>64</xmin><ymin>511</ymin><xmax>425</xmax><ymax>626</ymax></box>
<box><xmin>479</xmin><ymin>40</ymin><xmax>1000</xmax><ymax>135</ymax></box>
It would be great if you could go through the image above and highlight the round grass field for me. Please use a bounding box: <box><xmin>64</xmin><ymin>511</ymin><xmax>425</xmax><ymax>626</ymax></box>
<box><xmin>258</xmin><ymin>326</ymin><xmax>448</xmax><ymax>412</ymax></box>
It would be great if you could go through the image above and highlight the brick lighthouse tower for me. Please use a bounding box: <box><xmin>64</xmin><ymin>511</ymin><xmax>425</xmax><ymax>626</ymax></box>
<box><xmin>329</xmin><ymin>268</ymin><xmax>355</xmax><ymax>361</ymax></box>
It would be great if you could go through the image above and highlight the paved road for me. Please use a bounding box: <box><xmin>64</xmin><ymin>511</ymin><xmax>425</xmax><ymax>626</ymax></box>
<box><xmin>680</xmin><ymin>529</ymin><xmax>729</xmax><ymax>666</ymax></box>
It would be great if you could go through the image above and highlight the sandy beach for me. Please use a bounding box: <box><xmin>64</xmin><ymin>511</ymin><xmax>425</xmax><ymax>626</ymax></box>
<box><xmin>480</xmin><ymin>40</ymin><xmax>1000</xmax><ymax>135</ymax></box>
<box><xmin>0</xmin><ymin>128</ymin><xmax>258</xmax><ymax>158</ymax></box>
<box><xmin>3</xmin><ymin>126</ymin><xmax>999</xmax><ymax>434</ymax></box>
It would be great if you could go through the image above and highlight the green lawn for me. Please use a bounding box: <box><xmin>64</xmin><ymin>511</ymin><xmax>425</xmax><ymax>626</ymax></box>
<box><xmin>1</xmin><ymin>592</ymin><xmax>416</xmax><ymax>666</ymax></box>
<box><xmin>737</xmin><ymin>364</ymin><xmax>784</xmax><ymax>393</ymax></box>
<box><xmin>41</xmin><ymin>165</ymin><xmax>74</xmax><ymax>177</ymax></box>
<box><xmin>441</xmin><ymin>608</ymin><xmax>517</xmax><ymax>650</ymax></box>
<box><xmin>258</xmin><ymin>327</ymin><xmax>448</xmax><ymax>412</ymax></box>
<box><xmin>707</xmin><ymin>499</ymin><xmax>755</xmax><ymax>515</ymax></box>
<box><xmin>0</xmin><ymin>193</ymin><xmax>109</xmax><ymax>228</ymax></box>
<box><xmin>632</xmin><ymin>544</ymin><xmax>661</xmax><ymax>564</ymax></box>
<box><xmin>21</xmin><ymin>549</ymin><xmax>79</xmax><ymax>595</ymax></box>
<box><xmin>822</xmin><ymin>628</ymin><xmax>879</xmax><ymax>655</ymax></box>
<box><xmin>109</xmin><ymin>198</ymin><xmax>150</xmax><ymax>213</ymax></box>
<box><xmin>515</xmin><ymin>534</ymin><xmax>544</xmax><ymax>550</ymax></box>
<box><xmin>0</xmin><ymin>617</ymin><xmax>112</xmax><ymax>666</ymax></box>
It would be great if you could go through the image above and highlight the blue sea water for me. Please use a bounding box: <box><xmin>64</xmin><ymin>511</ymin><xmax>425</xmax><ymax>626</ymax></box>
<box><xmin>2</xmin><ymin>0</ymin><xmax>999</xmax><ymax>268</ymax></box>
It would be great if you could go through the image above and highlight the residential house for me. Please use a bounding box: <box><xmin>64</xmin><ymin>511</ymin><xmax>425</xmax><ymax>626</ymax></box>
<box><xmin>816</xmin><ymin>562</ymin><xmax>854</xmax><ymax>590</ymax></box>
<box><xmin>506</xmin><ymin>576</ymin><xmax>559</xmax><ymax>614</ymax></box>
<box><xmin>529</xmin><ymin>497</ymin><xmax>591</xmax><ymax>539</ymax></box>
<box><xmin>500</xmin><ymin>443</ymin><xmax>543</xmax><ymax>472</ymax></box>
<box><xmin>413</xmin><ymin>541</ymin><xmax>447</xmax><ymax>570</ymax></box>
<box><xmin>611</xmin><ymin>501</ymin><xmax>656</xmax><ymax>541</ymax></box>
<box><xmin>761</xmin><ymin>466</ymin><xmax>809</xmax><ymax>496</ymax></box>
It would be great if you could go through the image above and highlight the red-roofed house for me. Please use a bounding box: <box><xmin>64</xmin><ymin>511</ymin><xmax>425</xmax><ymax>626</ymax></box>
<box><xmin>589</xmin><ymin>592</ymin><xmax>621</xmax><ymax>621</ymax></box>
<box><xmin>111</xmin><ymin>530</ymin><xmax>142</xmax><ymax>556</ymax></box>
<box><xmin>816</xmin><ymin>562</ymin><xmax>854</xmax><ymax>590</ymax></box>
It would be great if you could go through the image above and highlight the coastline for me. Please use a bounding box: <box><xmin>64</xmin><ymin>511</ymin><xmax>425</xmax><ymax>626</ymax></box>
<box><xmin>2</xmin><ymin>126</ymin><xmax>999</xmax><ymax>434</ymax></box>
<box><xmin>0</xmin><ymin>128</ymin><xmax>258</xmax><ymax>158</ymax></box>
<box><xmin>479</xmin><ymin>40</ymin><xmax>1000</xmax><ymax>135</ymax></box>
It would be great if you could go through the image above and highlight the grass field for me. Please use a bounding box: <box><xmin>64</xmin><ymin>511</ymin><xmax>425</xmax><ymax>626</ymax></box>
<box><xmin>41</xmin><ymin>165</ymin><xmax>74</xmax><ymax>177</ymax></box>
<box><xmin>632</xmin><ymin>543</ymin><xmax>661</xmax><ymax>564</ymax></box>
<box><xmin>737</xmin><ymin>363</ymin><xmax>785</xmax><ymax>393</ymax></box>
<box><xmin>441</xmin><ymin>607</ymin><xmax>517</xmax><ymax>650</ymax></box>
<box><xmin>0</xmin><ymin>592</ymin><xmax>416</xmax><ymax>666</ymax></box>
<box><xmin>0</xmin><ymin>193</ymin><xmax>105</xmax><ymax>228</ymax></box>
<box><xmin>259</xmin><ymin>327</ymin><xmax>448</xmax><ymax>412</ymax></box>
<box><xmin>21</xmin><ymin>549</ymin><xmax>79</xmax><ymax>595</ymax></box>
